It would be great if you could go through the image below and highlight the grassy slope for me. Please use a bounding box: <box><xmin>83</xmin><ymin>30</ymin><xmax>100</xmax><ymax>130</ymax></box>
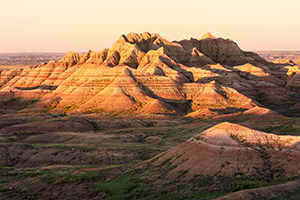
<box><xmin>1</xmin><ymin>118</ymin><xmax>300</xmax><ymax>199</ymax></box>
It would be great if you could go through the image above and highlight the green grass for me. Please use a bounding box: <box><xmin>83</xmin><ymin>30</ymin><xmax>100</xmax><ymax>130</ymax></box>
<box><xmin>177</xmin><ymin>169</ymin><xmax>189</xmax><ymax>179</ymax></box>
<box><xmin>157</xmin><ymin>193</ymin><xmax>185</xmax><ymax>200</ymax></box>
<box><xmin>1</xmin><ymin>163</ymin><xmax>299</xmax><ymax>200</ymax></box>
<box><xmin>12</xmin><ymin>131</ymin><xmax>44</xmax><ymax>136</ymax></box>
<box><xmin>290</xmin><ymin>108</ymin><xmax>300</xmax><ymax>113</ymax></box>
<box><xmin>2</xmin><ymin>121</ymin><xmax>300</xmax><ymax>199</ymax></box>
<box><xmin>4</xmin><ymin>142</ymin><xmax>98</xmax><ymax>151</ymax></box>
<box><xmin>85</xmin><ymin>119</ymin><xmax>100</xmax><ymax>131</ymax></box>
<box><xmin>257</xmin><ymin>124</ymin><xmax>300</xmax><ymax>135</ymax></box>
<box><xmin>49</xmin><ymin>170</ymin><xmax>105</xmax><ymax>184</ymax></box>
<box><xmin>93</xmin><ymin>176</ymin><xmax>150</xmax><ymax>200</ymax></box>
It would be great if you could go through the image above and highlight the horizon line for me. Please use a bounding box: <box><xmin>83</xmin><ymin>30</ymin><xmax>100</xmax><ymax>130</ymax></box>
<box><xmin>1</xmin><ymin>50</ymin><xmax>300</xmax><ymax>54</ymax></box>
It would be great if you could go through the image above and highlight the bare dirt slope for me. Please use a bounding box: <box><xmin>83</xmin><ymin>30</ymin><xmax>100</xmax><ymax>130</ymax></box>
<box><xmin>147</xmin><ymin>122</ymin><xmax>300</xmax><ymax>180</ymax></box>
<box><xmin>216</xmin><ymin>180</ymin><xmax>300</xmax><ymax>200</ymax></box>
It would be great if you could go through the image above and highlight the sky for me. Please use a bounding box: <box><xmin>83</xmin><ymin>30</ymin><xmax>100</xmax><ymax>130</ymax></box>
<box><xmin>0</xmin><ymin>0</ymin><xmax>299</xmax><ymax>52</ymax></box>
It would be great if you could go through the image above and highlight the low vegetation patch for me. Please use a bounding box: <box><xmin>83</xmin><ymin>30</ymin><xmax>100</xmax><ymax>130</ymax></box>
<box><xmin>12</xmin><ymin>131</ymin><xmax>44</xmax><ymax>136</ymax></box>
<box><xmin>257</xmin><ymin>124</ymin><xmax>300</xmax><ymax>135</ymax></box>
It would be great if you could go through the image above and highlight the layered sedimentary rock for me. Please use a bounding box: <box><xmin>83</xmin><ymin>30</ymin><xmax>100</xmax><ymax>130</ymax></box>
<box><xmin>274</xmin><ymin>58</ymin><xmax>295</xmax><ymax>65</ymax></box>
<box><xmin>1</xmin><ymin>32</ymin><xmax>300</xmax><ymax>118</ymax></box>
<box><xmin>294</xmin><ymin>58</ymin><xmax>300</xmax><ymax>65</ymax></box>
<box><xmin>0</xmin><ymin>69</ymin><xmax>22</xmax><ymax>87</ymax></box>
<box><xmin>146</xmin><ymin>122</ymin><xmax>300</xmax><ymax>179</ymax></box>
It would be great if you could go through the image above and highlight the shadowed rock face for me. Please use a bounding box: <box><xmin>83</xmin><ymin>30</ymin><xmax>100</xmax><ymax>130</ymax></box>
<box><xmin>1</xmin><ymin>32</ymin><xmax>300</xmax><ymax>117</ymax></box>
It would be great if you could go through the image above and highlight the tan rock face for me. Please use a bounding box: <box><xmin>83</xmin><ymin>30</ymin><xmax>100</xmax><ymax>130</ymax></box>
<box><xmin>60</xmin><ymin>51</ymin><xmax>81</xmax><ymax>65</ymax></box>
<box><xmin>147</xmin><ymin>122</ymin><xmax>300</xmax><ymax>179</ymax></box>
<box><xmin>190</xmin><ymin>80</ymin><xmax>255</xmax><ymax>110</ymax></box>
<box><xmin>213</xmin><ymin>106</ymin><xmax>287</xmax><ymax>122</ymax></box>
<box><xmin>1</xmin><ymin>32</ymin><xmax>300</xmax><ymax>118</ymax></box>
<box><xmin>86</xmin><ymin>49</ymin><xmax>109</xmax><ymax>65</ymax></box>
<box><xmin>0</xmin><ymin>69</ymin><xmax>22</xmax><ymax>87</ymax></box>
<box><xmin>197</xmin><ymin>37</ymin><xmax>251</xmax><ymax>65</ymax></box>
<box><xmin>234</xmin><ymin>63</ymin><xmax>285</xmax><ymax>86</ymax></box>
<box><xmin>199</xmin><ymin>32</ymin><xmax>217</xmax><ymax>40</ymax></box>
<box><xmin>294</xmin><ymin>58</ymin><xmax>300</xmax><ymax>65</ymax></box>
<box><xmin>274</xmin><ymin>58</ymin><xmax>295</xmax><ymax>65</ymax></box>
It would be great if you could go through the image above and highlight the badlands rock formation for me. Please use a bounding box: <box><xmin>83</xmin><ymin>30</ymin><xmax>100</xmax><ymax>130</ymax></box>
<box><xmin>0</xmin><ymin>32</ymin><xmax>300</xmax><ymax>118</ymax></box>
<box><xmin>216</xmin><ymin>180</ymin><xmax>300</xmax><ymax>200</ymax></box>
<box><xmin>147</xmin><ymin>122</ymin><xmax>300</xmax><ymax>179</ymax></box>
<box><xmin>294</xmin><ymin>58</ymin><xmax>300</xmax><ymax>65</ymax></box>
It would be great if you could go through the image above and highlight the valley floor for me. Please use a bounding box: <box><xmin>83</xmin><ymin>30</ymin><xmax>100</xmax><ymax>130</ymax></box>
<box><xmin>1</xmin><ymin>112</ymin><xmax>300</xmax><ymax>199</ymax></box>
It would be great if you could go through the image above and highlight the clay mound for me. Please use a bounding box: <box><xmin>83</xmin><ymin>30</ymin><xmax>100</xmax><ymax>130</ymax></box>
<box><xmin>2</xmin><ymin>66</ymin><xmax>36</xmax><ymax>88</ymax></box>
<box><xmin>0</xmin><ymin>120</ymin><xmax>95</xmax><ymax>133</ymax></box>
<box><xmin>40</xmin><ymin>61</ymin><xmax>79</xmax><ymax>90</ymax></box>
<box><xmin>1</xmin><ymin>51</ymin><xmax>84</xmax><ymax>91</ymax></box>
<box><xmin>3</xmin><ymin>63</ymin><xmax>55</xmax><ymax>89</ymax></box>
<box><xmin>80</xmin><ymin>70</ymin><xmax>144</xmax><ymax>112</ymax></box>
<box><xmin>185</xmin><ymin>66</ymin><xmax>219</xmax><ymax>82</ymax></box>
<box><xmin>186</xmin><ymin>47</ymin><xmax>215</xmax><ymax>66</ymax></box>
<box><xmin>191</xmin><ymin>81</ymin><xmax>228</xmax><ymax>110</ymax></box>
<box><xmin>191</xmin><ymin>80</ymin><xmax>256</xmax><ymax>111</ymax></box>
<box><xmin>285</xmin><ymin>71</ymin><xmax>300</xmax><ymax>92</ymax></box>
<box><xmin>294</xmin><ymin>58</ymin><xmax>300</xmax><ymax>65</ymax></box>
<box><xmin>147</xmin><ymin>122</ymin><xmax>300</xmax><ymax>179</ymax></box>
<box><xmin>0</xmin><ymin>69</ymin><xmax>22</xmax><ymax>87</ymax></box>
<box><xmin>234</xmin><ymin>63</ymin><xmax>270</xmax><ymax>77</ymax></box>
<box><xmin>281</xmin><ymin>65</ymin><xmax>300</xmax><ymax>78</ymax></box>
<box><xmin>185</xmin><ymin>108</ymin><xmax>219</xmax><ymax>119</ymax></box>
<box><xmin>273</xmin><ymin>58</ymin><xmax>295</xmax><ymax>65</ymax></box>
<box><xmin>234</xmin><ymin>63</ymin><xmax>285</xmax><ymax>86</ymax></box>
<box><xmin>213</xmin><ymin>106</ymin><xmax>286</xmax><ymax>122</ymax></box>
<box><xmin>0</xmin><ymin>86</ymin><xmax>50</xmax><ymax>101</ymax></box>
<box><xmin>197</xmin><ymin>36</ymin><xmax>253</xmax><ymax>65</ymax></box>
<box><xmin>69</xmin><ymin>67</ymin><xmax>178</xmax><ymax>114</ymax></box>
<box><xmin>242</xmin><ymin>106</ymin><xmax>287</xmax><ymax>121</ymax></box>
<box><xmin>216</xmin><ymin>180</ymin><xmax>300</xmax><ymax>200</ymax></box>
<box><xmin>47</xmin><ymin>64</ymin><xmax>123</xmax><ymax>108</ymax></box>
<box><xmin>139</xmin><ymin>99</ymin><xmax>178</xmax><ymax>114</ymax></box>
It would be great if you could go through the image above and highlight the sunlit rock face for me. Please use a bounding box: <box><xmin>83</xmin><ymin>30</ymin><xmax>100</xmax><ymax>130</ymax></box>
<box><xmin>1</xmin><ymin>32</ymin><xmax>300</xmax><ymax>117</ymax></box>
<box><xmin>146</xmin><ymin>122</ymin><xmax>300</xmax><ymax>179</ymax></box>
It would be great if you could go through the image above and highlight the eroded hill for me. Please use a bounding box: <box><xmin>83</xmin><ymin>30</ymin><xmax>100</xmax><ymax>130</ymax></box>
<box><xmin>1</xmin><ymin>33</ymin><xmax>300</xmax><ymax>199</ymax></box>
<box><xmin>1</xmin><ymin>32</ymin><xmax>300</xmax><ymax>122</ymax></box>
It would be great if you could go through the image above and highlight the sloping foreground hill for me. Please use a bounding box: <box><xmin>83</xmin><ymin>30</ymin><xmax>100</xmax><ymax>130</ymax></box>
<box><xmin>1</xmin><ymin>122</ymin><xmax>300</xmax><ymax>199</ymax></box>
<box><xmin>216</xmin><ymin>180</ymin><xmax>300</xmax><ymax>200</ymax></box>
<box><xmin>145</xmin><ymin>122</ymin><xmax>300</xmax><ymax>181</ymax></box>
<box><xmin>1</xmin><ymin>32</ymin><xmax>300</xmax><ymax>119</ymax></box>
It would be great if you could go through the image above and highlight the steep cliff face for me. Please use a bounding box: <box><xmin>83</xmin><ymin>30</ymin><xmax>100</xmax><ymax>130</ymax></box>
<box><xmin>176</xmin><ymin>32</ymin><xmax>267</xmax><ymax>66</ymax></box>
<box><xmin>0</xmin><ymin>32</ymin><xmax>299</xmax><ymax>117</ymax></box>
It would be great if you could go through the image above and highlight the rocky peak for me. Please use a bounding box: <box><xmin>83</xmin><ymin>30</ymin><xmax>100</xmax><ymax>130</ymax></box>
<box><xmin>122</xmin><ymin>32</ymin><xmax>162</xmax><ymax>52</ymax></box>
<box><xmin>78</xmin><ymin>50</ymin><xmax>94</xmax><ymax>64</ymax></box>
<box><xmin>60</xmin><ymin>51</ymin><xmax>81</xmax><ymax>65</ymax></box>
<box><xmin>86</xmin><ymin>49</ymin><xmax>109</xmax><ymax>65</ymax></box>
<box><xmin>199</xmin><ymin>32</ymin><xmax>217</xmax><ymax>40</ymax></box>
